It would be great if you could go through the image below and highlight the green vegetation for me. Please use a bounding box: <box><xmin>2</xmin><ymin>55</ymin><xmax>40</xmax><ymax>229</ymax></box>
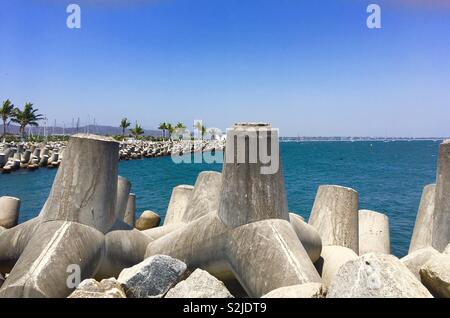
<box><xmin>1</xmin><ymin>101</ymin><xmax>44</xmax><ymax>141</ymax></box>
<box><xmin>11</xmin><ymin>103</ymin><xmax>44</xmax><ymax>141</ymax></box>
<box><xmin>130</xmin><ymin>121</ymin><xmax>144</xmax><ymax>139</ymax></box>
<box><xmin>1</xmin><ymin>100</ymin><xmax>212</xmax><ymax>144</ymax></box>
<box><xmin>1</xmin><ymin>99</ymin><xmax>15</xmax><ymax>139</ymax></box>
<box><xmin>120</xmin><ymin>118</ymin><xmax>131</xmax><ymax>137</ymax></box>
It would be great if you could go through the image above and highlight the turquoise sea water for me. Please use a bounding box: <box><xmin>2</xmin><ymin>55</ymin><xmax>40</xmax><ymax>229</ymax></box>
<box><xmin>0</xmin><ymin>141</ymin><xmax>440</xmax><ymax>257</ymax></box>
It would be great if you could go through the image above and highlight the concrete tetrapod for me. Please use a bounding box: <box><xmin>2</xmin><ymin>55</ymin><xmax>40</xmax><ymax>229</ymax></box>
<box><xmin>218</xmin><ymin>123</ymin><xmax>288</xmax><ymax>227</ymax></box>
<box><xmin>123</xmin><ymin>193</ymin><xmax>136</xmax><ymax>227</ymax></box>
<box><xmin>145</xmin><ymin>123</ymin><xmax>321</xmax><ymax>297</ymax></box>
<box><xmin>289</xmin><ymin>213</ymin><xmax>322</xmax><ymax>262</ymax></box>
<box><xmin>96</xmin><ymin>220</ymin><xmax>150</xmax><ymax>280</ymax></box>
<box><xmin>146</xmin><ymin>213</ymin><xmax>321</xmax><ymax>297</ymax></box>
<box><xmin>409</xmin><ymin>184</ymin><xmax>436</xmax><ymax>253</ymax></box>
<box><xmin>0</xmin><ymin>218</ymin><xmax>40</xmax><ymax>274</ymax></box>
<box><xmin>163</xmin><ymin>185</ymin><xmax>194</xmax><ymax>226</ymax></box>
<box><xmin>401</xmin><ymin>247</ymin><xmax>440</xmax><ymax>279</ymax></box>
<box><xmin>308</xmin><ymin>185</ymin><xmax>359</xmax><ymax>253</ymax></box>
<box><xmin>143</xmin><ymin>172</ymin><xmax>219</xmax><ymax>237</ymax></box>
<box><xmin>358</xmin><ymin>210</ymin><xmax>390</xmax><ymax>255</ymax></box>
<box><xmin>0</xmin><ymin>196</ymin><xmax>21</xmax><ymax>229</ymax></box>
<box><xmin>0</xmin><ymin>134</ymin><xmax>151</xmax><ymax>297</ymax></box>
<box><xmin>38</xmin><ymin>134</ymin><xmax>119</xmax><ymax>233</ymax></box>
<box><xmin>0</xmin><ymin>221</ymin><xmax>105</xmax><ymax>297</ymax></box>
<box><xmin>183</xmin><ymin>171</ymin><xmax>222</xmax><ymax>223</ymax></box>
<box><xmin>115</xmin><ymin>176</ymin><xmax>131</xmax><ymax>220</ymax></box>
<box><xmin>432</xmin><ymin>140</ymin><xmax>450</xmax><ymax>251</ymax></box>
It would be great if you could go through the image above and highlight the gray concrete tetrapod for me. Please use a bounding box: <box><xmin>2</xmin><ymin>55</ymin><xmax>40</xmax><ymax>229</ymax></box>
<box><xmin>163</xmin><ymin>185</ymin><xmax>194</xmax><ymax>225</ymax></box>
<box><xmin>123</xmin><ymin>193</ymin><xmax>136</xmax><ymax>227</ymax></box>
<box><xmin>155</xmin><ymin>175</ymin><xmax>217</xmax><ymax>235</ymax></box>
<box><xmin>432</xmin><ymin>140</ymin><xmax>450</xmax><ymax>251</ymax></box>
<box><xmin>358</xmin><ymin>209</ymin><xmax>390</xmax><ymax>255</ymax></box>
<box><xmin>39</xmin><ymin>148</ymin><xmax>49</xmax><ymax>166</ymax></box>
<box><xmin>289</xmin><ymin>213</ymin><xmax>322</xmax><ymax>262</ymax></box>
<box><xmin>32</xmin><ymin>148</ymin><xmax>40</xmax><ymax>160</ymax></box>
<box><xmin>95</xmin><ymin>220</ymin><xmax>150</xmax><ymax>280</ymax></box>
<box><xmin>49</xmin><ymin>153</ymin><xmax>59</xmax><ymax>164</ymax></box>
<box><xmin>218</xmin><ymin>123</ymin><xmax>288</xmax><ymax>226</ymax></box>
<box><xmin>39</xmin><ymin>135</ymin><xmax>118</xmax><ymax>232</ymax></box>
<box><xmin>183</xmin><ymin>171</ymin><xmax>222</xmax><ymax>223</ymax></box>
<box><xmin>409</xmin><ymin>184</ymin><xmax>436</xmax><ymax>253</ymax></box>
<box><xmin>21</xmin><ymin>150</ymin><xmax>31</xmax><ymax>164</ymax></box>
<box><xmin>145</xmin><ymin>123</ymin><xmax>321</xmax><ymax>297</ymax></box>
<box><xmin>308</xmin><ymin>185</ymin><xmax>359</xmax><ymax>254</ymax></box>
<box><xmin>0</xmin><ymin>134</ymin><xmax>150</xmax><ymax>297</ymax></box>
<box><xmin>115</xmin><ymin>176</ymin><xmax>131</xmax><ymax>220</ymax></box>
<box><xmin>0</xmin><ymin>154</ymin><xmax>5</xmax><ymax>167</ymax></box>
<box><xmin>0</xmin><ymin>196</ymin><xmax>20</xmax><ymax>229</ymax></box>
<box><xmin>0</xmin><ymin>218</ymin><xmax>40</xmax><ymax>274</ymax></box>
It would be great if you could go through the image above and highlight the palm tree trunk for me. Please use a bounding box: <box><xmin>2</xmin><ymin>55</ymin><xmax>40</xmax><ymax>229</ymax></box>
<box><xmin>20</xmin><ymin>126</ymin><xmax>25</xmax><ymax>142</ymax></box>
<box><xmin>2</xmin><ymin>119</ymin><xmax>6</xmax><ymax>138</ymax></box>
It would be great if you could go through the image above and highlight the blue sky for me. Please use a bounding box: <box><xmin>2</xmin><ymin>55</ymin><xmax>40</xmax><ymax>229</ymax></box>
<box><xmin>1</xmin><ymin>0</ymin><xmax>449</xmax><ymax>137</ymax></box>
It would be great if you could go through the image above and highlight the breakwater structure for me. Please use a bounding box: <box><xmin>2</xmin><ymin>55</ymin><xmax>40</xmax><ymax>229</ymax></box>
<box><xmin>0</xmin><ymin>139</ymin><xmax>225</xmax><ymax>174</ymax></box>
<box><xmin>0</xmin><ymin>124</ymin><xmax>449</xmax><ymax>298</ymax></box>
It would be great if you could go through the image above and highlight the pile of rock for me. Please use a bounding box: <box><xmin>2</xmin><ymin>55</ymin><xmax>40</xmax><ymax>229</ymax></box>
<box><xmin>0</xmin><ymin>141</ymin><xmax>64</xmax><ymax>173</ymax></box>
<box><xmin>0</xmin><ymin>127</ymin><xmax>449</xmax><ymax>298</ymax></box>
<box><xmin>0</xmin><ymin>138</ymin><xmax>225</xmax><ymax>174</ymax></box>
<box><xmin>69</xmin><ymin>255</ymin><xmax>233</xmax><ymax>298</ymax></box>
<box><xmin>118</xmin><ymin>139</ymin><xmax>225</xmax><ymax>160</ymax></box>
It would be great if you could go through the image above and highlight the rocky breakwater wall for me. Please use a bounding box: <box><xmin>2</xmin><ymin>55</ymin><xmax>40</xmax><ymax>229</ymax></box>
<box><xmin>0</xmin><ymin>141</ymin><xmax>65</xmax><ymax>173</ymax></box>
<box><xmin>118</xmin><ymin>139</ymin><xmax>225</xmax><ymax>160</ymax></box>
<box><xmin>0</xmin><ymin>139</ymin><xmax>225</xmax><ymax>174</ymax></box>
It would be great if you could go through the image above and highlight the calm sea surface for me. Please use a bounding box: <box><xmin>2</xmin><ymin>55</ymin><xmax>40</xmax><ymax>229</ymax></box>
<box><xmin>0</xmin><ymin>141</ymin><xmax>440</xmax><ymax>257</ymax></box>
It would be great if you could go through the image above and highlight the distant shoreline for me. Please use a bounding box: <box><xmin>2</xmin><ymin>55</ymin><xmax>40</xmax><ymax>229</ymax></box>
<box><xmin>280</xmin><ymin>137</ymin><xmax>447</xmax><ymax>142</ymax></box>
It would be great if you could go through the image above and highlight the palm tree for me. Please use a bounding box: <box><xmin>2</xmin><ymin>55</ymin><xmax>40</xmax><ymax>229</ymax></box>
<box><xmin>166</xmin><ymin>123</ymin><xmax>174</xmax><ymax>140</ymax></box>
<box><xmin>1</xmin><ymin>99</ymin><xmax>15</xmax><ymax>139</ymax></box>
<box><xmin>201</xmin><ymin>125</ymin><xmax>207</xmax><ymax>139</ymax></box>
<box><xmin>120</xmin><ymin>118</ymin><xmax>131</xmax><ymax>137</ymax></box>
<box><xmin>172</xmin><ymin>122</ymin><xmax>187</xmax><ymax>140</ymax></box>
<box><xmin>11</xmin><ymin>103</ymin><xmax>43</xmax><ymax>141</ymax></box>
<box><xmin>207</xmin><ymin>127</ymin><xmax>221</xmax><ymax>140</ymax></box>
<box><xmin>158</xmin><ymin>122</ymin><xmax>167</xmax><ymax>139</ymax></box>
<box><xmin>130</xmin><ymin>121</ymin><xmax>144</xmax><ymax>139</ymax></box>
<box><xmin>175</xmin><ymin>122</ymin><xmax>186</xmax><ymax>129</ymax></box>
<box><xmin>194</xmin><ymin>121</ymin><xmax>207</xmax><ymax>140</ymax></box>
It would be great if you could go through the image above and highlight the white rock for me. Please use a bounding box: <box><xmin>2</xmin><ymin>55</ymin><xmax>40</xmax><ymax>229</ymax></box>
<box><xmin>165</xmin><ymin>269</ymin><xmax>233</xmax><ymax>298</ymax></box>
<box><xmin>327</xmin><ymin>253</ymin><xmax>432</xmax><ymax>298</ymax></box>
<box><xmin>315</xmin><ymin>245</ymin><xmax>358</xmax><ymax>287</ymax></box>
<box><xmin>118</xmin><ymin>254</ymin><xmax>187</xmax><ymax>298</ymax></box>
<box><xmin>419</xmin><ymin>253</ymin><xmax>450</xmax><ymax>298</ymax></box>
<box><xmin>68</xmin><ymin>278</ymin><xmax>126</xmax><ymax>298</ymax></box>
<box><xmin>401</xmin><ymin>247</ymin><xmax>440</xmax><ymax>279</ymax></box>
<box><xmin>261</xmin><ymin>283</ymin><xmax>326</xmax><ymax>298</ymax></box>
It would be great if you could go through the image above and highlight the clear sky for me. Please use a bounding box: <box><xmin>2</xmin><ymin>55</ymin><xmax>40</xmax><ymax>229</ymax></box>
<box><xmin>1</xmin><ymin>0</ymin><xmax>449</xmax><ymax>137</ymax></box>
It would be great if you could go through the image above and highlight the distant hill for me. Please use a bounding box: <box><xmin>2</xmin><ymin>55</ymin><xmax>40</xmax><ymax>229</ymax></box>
<box><xmin>0</xmin><ymin>124</ymin><xmax>161</xmax><ymax>137</ymax></box>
